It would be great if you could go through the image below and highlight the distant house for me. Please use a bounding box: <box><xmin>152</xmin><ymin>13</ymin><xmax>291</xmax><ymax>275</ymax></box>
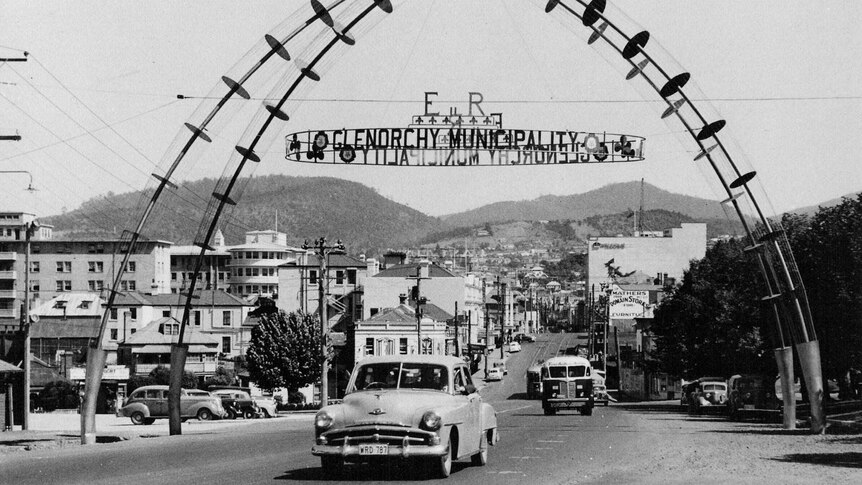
<box><xmin>30</xmin><ymin>292</ymin><xmax>104</xmax><ymax>366</ymax></box>
<box><xmin>118</xmin><ymin>317</ymin><xmax>220</xmax><ymax>377</ymax></box>
<box><xmin>353</xmin><ymin>299</ymin><xmax>452</xmax><ymax>365</ymax></box>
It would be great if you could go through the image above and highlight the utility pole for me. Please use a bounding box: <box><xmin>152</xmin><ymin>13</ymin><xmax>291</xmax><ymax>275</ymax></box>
<box><xmin>483</xmin><ymin>278</ymin><xmax>489</xmax><ymax>379</ymax></box>
<box><xmin>22</xmin><ymin>219</ymin><xmax>38</xmax><ymax>430</ymax></box>
<box><xmin>467</xmin><ymin>309</ymin><xmax>472</xmax><ymax>360</ymax></box>
<box><xmin>302</xmin><ymin>237</ymin><xmax>345</xmax><ymax>407</ymax></box>
<box><xmin>499</xmin><ymin>280</ymin><xmax>506</xmax><ymax>359</ymax></box>
<box><xmin>454</xmin><ymin>301</ymin><xmax>459</xmax><ymax>357</ymax></box>
<box><xmin>406</xmin><ymin>266</ymin><xmax>430</xmax><ymax>354</ymax></box>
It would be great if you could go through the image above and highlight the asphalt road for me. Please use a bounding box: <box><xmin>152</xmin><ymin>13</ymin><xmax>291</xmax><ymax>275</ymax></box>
<box><xmin>3</xmin><ymin>333</ymin><xmax>861</xmax><ymax>484</ymax></box>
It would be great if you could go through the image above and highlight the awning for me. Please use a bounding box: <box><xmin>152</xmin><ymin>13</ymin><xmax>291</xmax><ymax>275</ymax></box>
<box><xmin>0</xmin><ymin>359</ymin><xmax>23</xmax><ymax>373</ymax></box>
<box><xmin>131</xmin><ymin>345</ymin><xmax>218</xmax><ymax>354</ymax></box>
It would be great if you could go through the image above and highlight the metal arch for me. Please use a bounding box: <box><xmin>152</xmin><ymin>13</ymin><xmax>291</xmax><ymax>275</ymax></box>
<box><xmin>545</xmin><ymin>0</ymin><xmax>822</xmax><ymax>431</ymax></box>
<box><xmin>169</xmin><ymin>1</ymin><xmax>388</xmax><ymax>435</ymax></box>
<box><xmin>82</xmin><ymin>0</ymin><xmax>352</xmax><ymax>444</ymax></box>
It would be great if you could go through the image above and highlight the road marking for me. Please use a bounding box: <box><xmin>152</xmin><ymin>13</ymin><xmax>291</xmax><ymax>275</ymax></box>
<box><xmin>509</xmin><ymin>456</ymin><xmax>540</xmax><ymax>459</ymax></box>
<box><xmin>537</xmin><ymin>440</ymin><xmax>565</xmax><ymax>443</ymax></box>
<box><xmin>527</xmin><ymin>447</ymin><xmax>555</xmax><ymax>450</ymax></box>
<box><xmin>495</xmin><ymin>404</ymin><xmax>533</xmax><ymax>414</ymax></box>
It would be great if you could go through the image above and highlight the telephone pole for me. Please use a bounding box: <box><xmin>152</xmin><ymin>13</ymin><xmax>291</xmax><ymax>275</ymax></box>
<box><xmin>499</xmin><ymin>279</ymin><xmax>505</xmax><ymax>359</ymax></box>
<box><xmin>406</xmin><ymin>266</ymin><xmax>430</xmax><ymax>353</ymax></box>
<box><xmin>483</xmin><ymin>278</ymin><xmax>490</xmax><ymax>379</ymax></box>
<box><xmin>302</xmin><ymin>237</ymin><xmax>345</xmax><ymax>407</ymax></box>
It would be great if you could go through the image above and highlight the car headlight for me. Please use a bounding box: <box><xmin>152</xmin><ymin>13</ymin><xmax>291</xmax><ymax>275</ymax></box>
<box><xmin>315</xmin><ymin>411</ymin><xmax>334</xmax><ymax>431</ymax></box>
<box><xmin>420</xmin><ymin>410</ymin><xmax>442</xmax><ymax>431</ymax></box>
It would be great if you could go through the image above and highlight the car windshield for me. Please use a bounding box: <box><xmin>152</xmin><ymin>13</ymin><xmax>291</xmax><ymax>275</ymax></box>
<box><xmin>351</xmin><ymin>362</ymin><xmax>449</xmax><ymax>392</ymax></box>
<box><xmin>548</xmin><ymin>365</ymin><xmax>589</xmax><ymax>378</ymax></box>
<box><xmin>703</xmin><ymin>384</ymin><xmax>726</xmax><ymax>391</ymax></box>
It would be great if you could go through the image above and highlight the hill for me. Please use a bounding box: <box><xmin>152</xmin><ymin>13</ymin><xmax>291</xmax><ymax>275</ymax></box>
<box><xmin>42</xmin><ymin>175</ymin><xmax>444</xmax><ymax>254</ymax></box>
<box><xmin>439</xmin><ymin>181</ymin><xmax>729</xmax><ymax>228</ymax></box>
<box><xmin>786</xmin><ymin>191</ymin><xmax>862</xmax><ymax>216</ymax></box>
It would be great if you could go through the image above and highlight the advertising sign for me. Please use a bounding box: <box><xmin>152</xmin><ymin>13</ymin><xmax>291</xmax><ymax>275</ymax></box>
<box><xmin>609</xmin><ymin>287</ymin><xmax>653</xmax><ymax>319</ymax></box>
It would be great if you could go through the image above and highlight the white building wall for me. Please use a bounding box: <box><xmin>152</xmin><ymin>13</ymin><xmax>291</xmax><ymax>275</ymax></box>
<box><xmin>363</xmin><ymin>276</ymin><xmax>464</xmax><ymax>320</ymax></box>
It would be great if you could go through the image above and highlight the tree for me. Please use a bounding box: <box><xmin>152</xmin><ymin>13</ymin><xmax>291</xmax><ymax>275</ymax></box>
<box><xmin>204</xmin><ymin>366</ymin><xmax>236</xmax><ymax>389</ymax></box>
<box><xmin>650</xmin><ymin>239</ymin><xmax>773</xmax><ymax>379</ymax></box>
<box><xmin>246</xmin><ymin>311</ymin><xmax>323</xmax><ymax>393</ymax></box>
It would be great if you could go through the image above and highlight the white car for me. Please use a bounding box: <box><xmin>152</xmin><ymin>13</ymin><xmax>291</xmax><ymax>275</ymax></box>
<box><xmin>487</xmin><ymin>367</ymin><xmax>504</xmax><ymax>381</ymax></box>
<box><xmin>508</xmin><ymin>342</ymin><xmax>521</xmax><ymax>353</ymax></box>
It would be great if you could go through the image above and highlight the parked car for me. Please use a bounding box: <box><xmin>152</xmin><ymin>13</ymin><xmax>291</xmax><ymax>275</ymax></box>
<box><xmin>526</xmin><ymin>364</ymin><xmax>543</xmax><ymax>399</ymax></box>
<box><xmin>689</xmin><ymin>378</ymin><xmax>728</xmax><ymax>412</ymax></box>
<box><xmin>514</xmin><ymin>334</ymin><xmax>536</xmax><ymax>343</ymax></box>
<box><xmin>118</xmin><ymin>385</ymin><xmax>227</xmax><ymax>425</ymax></box>
<box><xmin>508</xmin><ymin>342</ymin><xmax>521</xmax><ymax>353</ymax></box>
<box><xmin>727</xmin><ymin>374</ymin><xmax>779</xmax><ymax>419</ymax></box>
<box><xmin>211</xmin><ymin>389</ymin><xmax>260</xmax><ymax>419</ymax></box>
<box><xmin>592</xmin><ymin>369</ymin><xmax>610</xmax><ymax>406</ymax></box>
<box><xmin>487</xmin><ymin>367</ymin><xmax>504</xmax><ymax>381</ymax></box>
<box><xmin>311</xmin><ymin>355</ymin><xmax>499</xmax><ymax>478</ymax></box>
<box><xmin>492</xmin><ymin>361</ymin><xmax>507</xmax><ymax>375</ymax></box>
<box><xmin>211</xmin><ymin>387</ymin><xmax>278</xmax><ymax>418</ymax></box>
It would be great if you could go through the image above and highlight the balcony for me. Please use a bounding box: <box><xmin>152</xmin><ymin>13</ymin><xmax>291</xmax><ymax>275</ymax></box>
<box><xmin>0</xmin><ymin>252</ymin><xmax>16</xmax><ymax>260</ymax></box>
<box><xmin>0</xmin><ymin>271</ymin><xmax>17</xmax><ymax>280</ymax></box>
<box><xmin>0</xmin><ymin>290</ymin><xmax>17</xmax><ymax>299</ymax></box>
<box><xmin>0</xmin><ymin>308</ymin><xmax>19</xmax><ymax>319</ymax></box>
<box><xmin>133</xmin><ymin>361</ymin><xmax>217</xmax><ymax>376</ymax></box>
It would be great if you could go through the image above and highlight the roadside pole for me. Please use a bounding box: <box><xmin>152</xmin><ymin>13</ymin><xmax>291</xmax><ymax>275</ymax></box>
<box><xmin>499</xmin><ymin>279</ymin><xmax>505</xmax><ymax>359</ymax></box>
<box><xmin>483</xmin><ymin>278</ymin><xmax>489</xmax><ymax>379</ymax></box>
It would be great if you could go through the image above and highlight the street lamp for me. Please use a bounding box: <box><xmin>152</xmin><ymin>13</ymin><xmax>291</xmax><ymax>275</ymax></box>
<box><xmin>301</xmin><ymin>237</ymin><xmax>345</xmax><ymax>407</ymax></box>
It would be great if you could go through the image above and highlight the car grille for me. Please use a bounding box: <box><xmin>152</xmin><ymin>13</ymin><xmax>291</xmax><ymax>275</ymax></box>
<box><xmin>323</xmin><ymin>425</ymin><xmax>433</xmax><ymax>446</ymax></box>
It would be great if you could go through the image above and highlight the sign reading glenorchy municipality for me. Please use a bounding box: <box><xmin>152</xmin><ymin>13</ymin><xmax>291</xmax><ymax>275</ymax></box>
<box><xmin>285</xmin><ymin>92</ymin><xmax>646</xmax><ymax>166</ymax></box>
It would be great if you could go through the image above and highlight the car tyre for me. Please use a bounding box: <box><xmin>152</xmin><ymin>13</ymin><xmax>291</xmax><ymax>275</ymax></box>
<box><xmin>435</xmin><ymin>436</ymin><xmax>453</xmax><ymax>478</ymax></box>
<box><xmin>543</xmin><ymin>406</ymin><xmax>556</xmax><ymax>416</ymax></box>
<box><xmin>130</xmin><ymin>411</ymin><xmax>146</xmax><ymax>425</ymax></box>
<box><xmin>243</xmin><ymin>409</ymin><xmax>256</xmax><ymax>419</ymax></box>
<box><xmin>143</xmin><ymin>418</ymin><xmax>156</xmax><ymax>425</ymax></box>
<box><xmin>261</xmin><ymin>409</ymin><xmax>272</xmax><ymax>418</ymax></box>
<box><xmin>226</xmin><ymin>408</ymin><xmax>237</xmax><ymax>420</ymax></box>
<box><xmin>320</xmin><ymin>456</ymin><xmax>343</xmax><ymax>478</ymax></box>
<box><xmin>471</xmin><ymin>430</ymin><xmax>489</xmax><ymax>466</ymax></box>
<box><xmin>197</xmin><ymin>408</ymin><xmax>213</xmax><ymax>421</ymax></box>
<box><xmin>582</xmin><ymin>406</ymin><xmax>593</xmax><ymax>416</ymax></box>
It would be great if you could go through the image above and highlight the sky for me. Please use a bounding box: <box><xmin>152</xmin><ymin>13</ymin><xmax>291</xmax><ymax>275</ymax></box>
<box><xmin>1</xmin><ymin>0</ymin><xmax>860</xmax><ymax>227</ymax></box>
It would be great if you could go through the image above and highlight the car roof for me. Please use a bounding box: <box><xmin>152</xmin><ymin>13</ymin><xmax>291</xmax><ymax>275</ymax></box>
<box><xmin>355</xmin><ymin>355</ymin><xmax>466</xmax><ymax>368</ymax></box>
<box><xmin>544</xmin><ymin>356</ymin><xmax>592</xmax><ymax>366</ymax></box>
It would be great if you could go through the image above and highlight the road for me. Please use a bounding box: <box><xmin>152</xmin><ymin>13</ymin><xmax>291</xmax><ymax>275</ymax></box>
<box><xmin>2</xmin><ymin>333</ymin><xmax>861</xmax><ymax>484</ymax></box>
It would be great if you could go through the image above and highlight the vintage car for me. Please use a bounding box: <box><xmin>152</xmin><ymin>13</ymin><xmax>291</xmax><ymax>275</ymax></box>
<box><xmin>311</xmin><ymin>355</ymin><xmax>499</xmax><ymax>478</ymax></box>
<box><xmin>118</xmin><ymin>385</ymin><xmax>227</xmax><ymax>425</ymax></box>
<box><xmin>492</xmin><ymin>361</ymin><xmax>507</xmax><ymax>375</ymax></box>
<box><xmin>508</xmin><ymin>341</ymin><xmax>521</xmax><ymax>353</ymax></box>
<box><xmin>211</xmin><ymin>387</ymin><xmax>278</xmax><ymax>418</ymax></box>
<box><xmin>514</xmin><ymin>333</ymin><xmax>537</xmax><ymax>343</ymax></box>
<box><xmin>486</xmin><ymin>367</ymin><xmax>504</xmax><ymax>381</ymax></box>
<box><xmin>693</xmin><ymin>380</ymin><xmax>728</xmax><ymax>406</ymax></box>
<box><xmin>592</xmin><ymin>369</ymin><xmax>610</xmax><ymax>406</ymax></box>
<box><xmin>727</xmin><ymin>374</ymin><xmax>779</xmax><ymax>419</ymax></box>
<box><xmin>541</xmin><ymin>356</ymin><xmax>594</xmax><ymax>416</ymax></box>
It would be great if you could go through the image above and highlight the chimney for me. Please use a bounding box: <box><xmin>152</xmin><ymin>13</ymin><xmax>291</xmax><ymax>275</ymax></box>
<box><xmin>419</xmin><ymin>260</ymin><xmax>430</xmax><ymax>279</ymax></box>
<box><xmin>399</xmin><ymin>293</ymin><xmax>407</xmax><ymax>305</ymax></box>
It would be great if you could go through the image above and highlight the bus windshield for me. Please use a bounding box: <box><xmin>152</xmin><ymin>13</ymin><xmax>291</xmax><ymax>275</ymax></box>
<box><xmin>548</xmin><ymin>366</ymin><xmax>589</xmax><ymax>378</ymax></box>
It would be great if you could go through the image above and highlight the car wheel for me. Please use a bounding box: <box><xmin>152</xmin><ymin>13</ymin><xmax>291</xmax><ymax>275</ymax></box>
<box><xmin>226</xmin><ymin>408</ymin><xmax>237</xmax><ymax>420</ymax></box>
<box><xmin>582</xmin><ymin>406</ymin><xmax>593</xmax><ymax>416</ymax></box>
<box><xmin>471</xmin><ymin>430</ymin><xmax>489</xmax><ymax>466</ymax></box>
<box><xmin>320</xmin><ymin>456</ymin><xmax>343</xmax><ymax>478</ymax></box>
<box><xmin>243</xmin><ymin>409</ymin><xmax>256</xmax><ymax>419</ymax></box>
<box><xmin>435</xmin><ymin>435</ymin><xmax>453</xmax><ymax>478</ymax></box>
<box><xmin>130</xmin><ymin>411</ymin><xmax>146</xmax><ymax>425</ymax></box>
<box><xmin>604</xmin><ymin>401</ymin><xmax>609</xmax><ymax>407</ymax></box>
<box><xmin>143</xmin><ymin>418</ymin><xmax>156</xmax><ymax>425</ymax></box>
<box><xmin>261</xmin><ymin>409</ymin><xmax>272</xmax><ymax>418</ymax></box>
<box><xmin>197</xmin><ymin>408</ymin><xmax>213</xmax><ymax>421</ymax></box>
<box><xmin>543</xmin><ymin>406</ymin><xmax>556</xmax><ymax>416</ymax></box>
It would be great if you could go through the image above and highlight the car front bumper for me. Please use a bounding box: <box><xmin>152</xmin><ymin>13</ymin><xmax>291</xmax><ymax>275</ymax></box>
<box><xmin>312</xmin><ymin>442</ymin><xmax>448</xmax><ymax>458</ymax></box>
<box><xmin>312</xmin><ymin>425</ymin><xmax>446</xmax><ymax>459</ymax></box>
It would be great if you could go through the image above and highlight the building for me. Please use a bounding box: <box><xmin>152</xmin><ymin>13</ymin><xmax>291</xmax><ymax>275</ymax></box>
<box><xmin>353</xmin><ymin>300</ymin><xmax>452</xmax><ymax>365</ymax></box>
<box><xmin>586</xmin><ymin>223</ymin><xmax>707</xmax><ymax>291</ymax></box>
<box><xmin>0</xmin><ymin>211</ymin><xmax>53</xmax><ymax>322</ymax></box>
<box><xmin>170</xmin><ymin>229</ymin><xmax>231</xmax><ymax>294</ymax></box>
<box><xmin>227</xmin><ymin>230</ymin><xmax>303</xmax><ymax>299</ymax></box>
<box><xmin>118</xmin><ymin>317</ymin><xmax>220</xmax><ymax>377</ymax></box>
<box><xmin>109</xmin><ymin>290</ymin><xmax>254</xmax><ymax>358</ymax></box>
<box><xmin>277</xmin><ymin>252</ymin><xmax>370</xmax><ymax>316</ymax></box>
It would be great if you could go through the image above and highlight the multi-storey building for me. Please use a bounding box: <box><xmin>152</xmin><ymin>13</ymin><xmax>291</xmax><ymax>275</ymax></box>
<box><xmin>170</xmin><ymin>229</ymin><xmax>231</xmax><ymax>294</ymax></box>
<box><xmin>277</xmin><ymin>252</ymin><xmax>371</xmax><ymax>316</ymax></box>
<box><xmin>353</xmin><ymin>299</ymin><xmax>452</xmax><ymax>365</ymax></box>
<box><xmin>227</xmin><ymin>230</ymin><xmax>304</xmax><ymax>299</ymax></box>
<box><xmin>0</xmin><ymin>212</ymin><xmax>52</xmax><ymax>322</ymax></box>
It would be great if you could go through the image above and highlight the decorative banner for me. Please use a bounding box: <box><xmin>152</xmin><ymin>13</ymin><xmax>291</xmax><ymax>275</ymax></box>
<box><xmin>285</xmin><ymin>93</ymin><xmax>645</xmax><ymax>166</ymax></box>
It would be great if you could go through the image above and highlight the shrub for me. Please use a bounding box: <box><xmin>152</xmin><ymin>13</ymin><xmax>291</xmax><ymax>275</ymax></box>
<box><xmin>37</xmin><ymin>380</ymin><xmax>78</xmax><ymax>411</ymax></box>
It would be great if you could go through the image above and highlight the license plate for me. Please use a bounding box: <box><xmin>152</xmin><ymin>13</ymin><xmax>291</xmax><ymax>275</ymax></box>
<box><xmin>359</xmin><ymin>444</ymin><xmax>388</xmax><ymax>455</ymax></box>
<box><xmin>743</xmin><ymin>404</ymin><xmax>755</xmax><ymax>410</ymax></box>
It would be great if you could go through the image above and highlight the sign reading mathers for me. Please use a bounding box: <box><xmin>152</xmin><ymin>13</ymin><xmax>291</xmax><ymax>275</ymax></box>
<box><xmin>285</xmin><ymin>92</ymin><xmax>645</xmax><ymax>166</ymax></box>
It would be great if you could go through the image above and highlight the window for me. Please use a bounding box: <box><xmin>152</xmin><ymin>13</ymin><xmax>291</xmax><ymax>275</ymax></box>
<box><xmin>365</xmin><ymin>338</ymin><xmax>374</xmax><ymax>356</ymax></box>
<box><xmin>129</xmin><ymin>308</ymin><xmax>137</xmax><ymax>320</ymax></box>
<box><xmin>309</xmin><ymin>270</ymin><xmax>318</xmax><ymax>285</ymax></box>
<box><xmin>110</xmin><ymin>329</ymin><xmax>118</xmax><ymax>341</ymax></box>
<box><xmin>347</xmin><ymin>269</ymin><xmax>357</xmax><ymax>285</ymax></box>
<box><xmin>171</xmin><ymin>272</ymin><xmax>177</xmax><ymax>281</ymax></box>
<box><xmin>222</xmin><ymin>336</ymin><xmax>231</xmax><ymax>353</ymax></box>
<box><xmin>421</xmin><ymin>338</ymin><xmax>432</xmax><ymax>355</ymax></box>
<box><xmin>56</xmin><ymin>261</ymin><xmax>71</xmax><ymax>273</ymax></box>
<box><xmin>88</xmin><ymin>261</ymin><xmax>103</xmax><ymax>273</ymax></box>
<box><xmin>193</xmin><ymin>310</ymin><xmax>201</xmax><ymax>326</ymax></box>
<box><xmin>29</xmin><ymin>280</ymin><xmax>40</xmax><ymax>292</ymax></box>
<box><xmin>222</xmin><ymin>311</ymin><xmax>231</xmax><ymax>326</ymax></box>
<box><xmin>121</xmin><ymin>280</ymin><xmax>136</xmax><ymax>291</ymax></box>
<box><xmin>87</xmin><ymin>280</ymin><xmax>104</xmax><ymax>291</ymax></box>
<box><xmin>400</xmin><ymin>338</ymin><xmax>408</xmax><ymax>354</ymax></box>
<box><xmin>336</xmin><ymin>270</ymin><xmax>344</xmax><ymax>285</ymax></box>
<box><xmin>162</xmin><ymin>310</ymin><xmax>171</xmax><ymax>318</ymax></box>
<box><xmin>55</xmin><ymin>280</ymin><xmax>72</xmax><ymax>292</ymax></box>
<box><xmin>245</xmin><ymin>252</ymin><xmax>252</xmax><ymax>259</ymax></box>
<box><xmin>29</xmin><ymin>261</ymin><xmax>39</xmax><ymax>273</ymax></box>
<box><xmin>126</xmin><ymin>261</ymin><xmax>136</xmax><ymax>272</ymax></box>
<box><xmin>110</xmin><ymin>308</ymin><xmax>118</xmax><ymax>320</ymax></box>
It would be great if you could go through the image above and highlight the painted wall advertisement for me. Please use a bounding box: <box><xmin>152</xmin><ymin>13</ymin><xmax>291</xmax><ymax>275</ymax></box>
<box><xmin>609</xmin><ymin>286</ymin><xmax>653</xmax><ymax>319</ymax></box>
